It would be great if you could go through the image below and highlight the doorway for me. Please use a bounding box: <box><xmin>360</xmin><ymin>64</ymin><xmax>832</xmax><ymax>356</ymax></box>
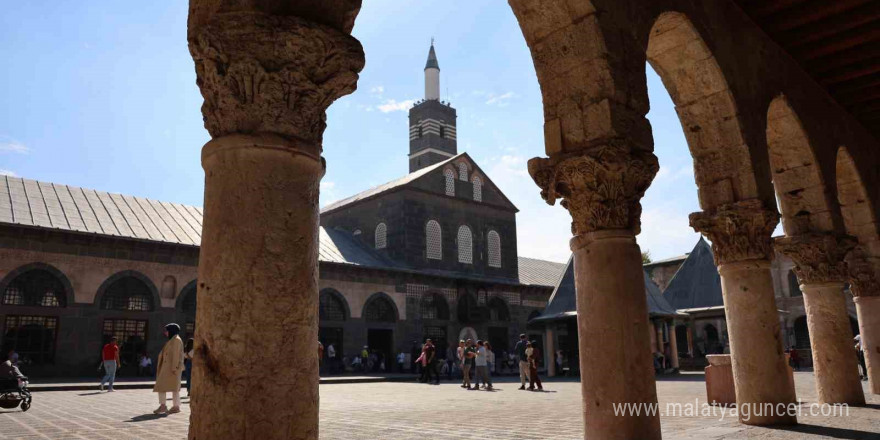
<box><xmin>367</xmin><ymin>329</ymin><xmax>393</xmax><ymax>372</ymax></box>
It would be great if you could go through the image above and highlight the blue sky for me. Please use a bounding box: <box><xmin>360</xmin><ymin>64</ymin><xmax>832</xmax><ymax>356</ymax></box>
<box><xmin>0</xmin><ymin>1</ymin><xmax>710</xmax><ymax>263</ymax></box>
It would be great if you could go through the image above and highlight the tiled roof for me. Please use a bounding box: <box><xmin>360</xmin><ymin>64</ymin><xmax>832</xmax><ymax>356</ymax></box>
<box><xmin>517</xmin><ymin>256</ymin><xmax>566</xmax><ymax>287</ymax></box>
<box><xmin>532</xmin><ymin>257</ymin><xmax>684</xmax><ymax>322</ymax></box>
<box><xmin>0</xmin><ymin>176</ymin><xmax>203</xmax><ymax>246</ymax></box>
<box><xmin>643</xmin><ymin>253</ymin><xmax>689</xmax><ymax>268</ymax></box>
<box><xmin>0</xmin><ymin>176</ymin><xmax>563</xmax><ymax>287</ymax></box>
<box><xmin>663</xmin><ymin>238</ymin><xmax>724</xmax><ymax>310</ymax></box>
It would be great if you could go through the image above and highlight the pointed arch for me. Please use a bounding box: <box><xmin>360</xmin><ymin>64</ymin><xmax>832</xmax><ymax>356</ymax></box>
<box><xmin>94</xmin><ymin>271</ymin><xmax>159</xmax><ymax>312</ymax></box>
<box><xmin>487</xmin><ymin>230</ymin><xmax>501</xmax><ymax>268</ymax></box>
<box><xmin>836</xmin><ymin>147</ymin><xmax>880</xmax><ymax>256</ymax></box>
<box><xmin>457</xmin><ymin>293</ymin><xmax>485</xmax><ymax>323</ymax></box>
<box><xmin>765</xmin><ymin>96</ymin><xmax>834</xmax><ymax>235</ymax></box>
<box><xmin>471</xmin><ymin>175</ymin><xmax>483</xmax><ymax>202</ymax></box>
<box><xmin>363</xmin><ymin>292</ymin><xmax>399</xmax><ymax>323</ymax></box>
<box><xmin>457</xmin><ymin>162</ymin><xmax>469</xmax><ymax>181</ymax></box>
<box><xmin>420</xmin><ymin>292</ymin><xmax>449</xmax><ymax>320</ymax></box>
<box><xmin>647</xmin><ymin>12</ymin><xmax>759</xmax><ymax>209</ymax></box>
<box><xmin>176</xmin><ymin>279</ymin><xmax>198</xmax><ymax>314</ymax></box>
<box><xmin>0</xmin><ymin>262</ymin><xmax>74</xmax><ymax>307</ymax></box>
<box><xmin>488</xmin><ymin>296</ymin><xmax>510</xmax><ymax>321</ymax></box>
<box><xmin>319</xmin><ymin>288</ymin><xmax>350</xmax><ymax>322</ymax></box>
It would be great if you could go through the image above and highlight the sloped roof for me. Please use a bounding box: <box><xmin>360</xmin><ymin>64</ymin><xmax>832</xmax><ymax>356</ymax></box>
<box><xmin>0</xmin><ymin>175</ymin><xmax>203</xmax><ymax>246</ymax></box>
<box><xmin>662</xmin><ymin>238</ymin><xmax>724</xmax><ymax>310</ymax></box>
<box><xmin>531</xmin><ymin>256</ymin><xmax>682</xmax><ymax>322</ymax></box>
<box><xmin>425</xmin><ymin>44</ymin><xmax>439</xmax><ymax>70</ymax></box>
<box><xmin>517</xmin><ymin>256</ymin><xmax>567</xmax><ymax>287</ymax></box>
<box><xmin>0</xmin><ymin>175</ymin><xmax>562</xmax><ymax>287</ymax></box>
<box><xmin>644</xmin><ymin>253</ymin><xmax>689</xmax><ymax>268</ymax></box>
<box><xmin>321</xmin><ymin>152</ymin><xmax>517</xmax><ymax>214</ymax></box>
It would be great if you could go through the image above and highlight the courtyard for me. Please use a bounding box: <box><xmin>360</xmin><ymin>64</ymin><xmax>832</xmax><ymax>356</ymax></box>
<box><xmin>1</xmin><ymin>373</ymin><xmax>876</xmax><ymax>440</ymax></box>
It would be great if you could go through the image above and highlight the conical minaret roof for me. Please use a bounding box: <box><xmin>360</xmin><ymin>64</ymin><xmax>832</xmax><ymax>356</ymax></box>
<box><xmin>425</xmin><ymin>43</ymin><xmax>439</xmax><ymax>70</ymax></box>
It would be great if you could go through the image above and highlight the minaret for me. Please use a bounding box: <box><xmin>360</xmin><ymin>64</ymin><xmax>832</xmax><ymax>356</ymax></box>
<box><xmin>408</xmin><ymin>41</ymin><xmax>458</xmax><ymax>173</ymax></box>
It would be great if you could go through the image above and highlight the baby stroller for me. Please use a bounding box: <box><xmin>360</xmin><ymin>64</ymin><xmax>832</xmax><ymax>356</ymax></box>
<box><xmin>0</xmin><ymin>376</ymin><xmax>32</xmax><ymax>412</ymax></box>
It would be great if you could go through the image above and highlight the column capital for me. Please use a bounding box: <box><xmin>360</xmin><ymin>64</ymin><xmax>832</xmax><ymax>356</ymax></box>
<box><xmin>846</xmin><ymin>250</ymin><xmax>880</xmax><ymax>297</ymax></box>
<box><xmin>527</xmin><ymin>143</ymin><xmax>658</xmax><ymax>235</ymax></box>
<box><xmin>774</xmin><ymin>233</ymin><xmax>856</xmax><ymax>285</ymax></box>
<box><xmin>189</xmin><ymin>11</ymin><xmax>365</xmax><ymax>147</ymax></box>
<box><xmin>689</xmin><ymin>199</ymin><xmax>779</xmax><ymax>265</ymax></box>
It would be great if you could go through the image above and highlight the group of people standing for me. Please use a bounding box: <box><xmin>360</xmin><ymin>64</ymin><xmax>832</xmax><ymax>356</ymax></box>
<box><xmin>457</xmin><ymin>339</ymin><xmax>494</xmax><ymax>390</ymax></box>
<box><xmin>515</xmin><ymin>334</ymin><xmax>543</xmax><ymax>391</ymax></box>
<box><xmin>97</xmin><ymin>323</ymin><xmax>194</xmax><ymax>415</ymax></box>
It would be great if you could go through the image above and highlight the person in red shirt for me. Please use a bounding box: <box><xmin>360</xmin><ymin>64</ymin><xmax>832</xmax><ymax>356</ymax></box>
<box><xmin>99</xmin><ymin>336</ymin><xmax>121</xmax><ymax>392</ymax></box>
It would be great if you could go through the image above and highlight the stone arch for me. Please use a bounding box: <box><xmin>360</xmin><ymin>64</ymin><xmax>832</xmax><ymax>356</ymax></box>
<box><xmin>176</xmin><ymin>279</ymin><xmax>198</xmax><ymax>313</ymax></box>
<box><xmin>457</xmin><ymin>292</ymin><xmax>485</xmax><ymax>324</ymax></box>
<box><xmin>319</xmin><ymin>288</ymin><xmax>350</xmax><ymax>322</ymax></box>
<box><xmin>93</xmin><ymin>270</ymin><xmax>160</xmax><ymax>311</ymax></box>
<box><xmin>646</xmin><ymin>11</ymin><xmax>758</xmax><ymax>209</ymax></box>
<box><xmin>487</xmin><ymin>297</ymin><xmax>510</xmax><ymax>322</ymax></box>
<box><xmin>362</xmin><ymin>292</ymin><xmax>399</xmax><ymax>323</ymax></box>
<box><xmin>420</xmin><ymin>291</ymin><xmax>449</xmax><ymax>321</ymax></box>
<box><xmin>836</xmin><ymin>146</ymin><xmax>880</xmax><ymax>257</ymax></box>
<box><xmin>765</xmin><ymin>96</ymin><xmax>834</xmax><ymax>235</ymax></box>
<box><xmin>0</xmin><ymin>262</ymin><xmax>74</xmax><ymax>307</ymax></box>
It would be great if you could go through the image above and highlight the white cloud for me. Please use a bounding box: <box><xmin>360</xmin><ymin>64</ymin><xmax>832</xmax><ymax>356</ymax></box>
<box><xmin>637</xmin><ymin>208</ymin><xmax>702</xmax><ymax>260</ymax></box>
<box><xmin>377</xmin><ymin>99</ymin><xmax>416</xmax><ymax>113</ymax></box>
<box><xmin>369</xmin><ymin>86</ymin><xmax>385</xmax><ymax>95</ymax></box>
<box><xmin>0</xmin><ymin>137</ymin><xmax>29</xmax><ymax>154</ymax></box>
<box><xmin>320</xmin><ymin>181</ymin><xmax>336</xmax><ymax>191</ymax></box>
<box><xmin>485</xmin><ymin>92</ymin><xmax>516</xmax><ymax>106</ymax></box>
<box><xmin>0</xmin><ymin>169</ymin><xmax>17</xmax><ymax>177</ymax></box>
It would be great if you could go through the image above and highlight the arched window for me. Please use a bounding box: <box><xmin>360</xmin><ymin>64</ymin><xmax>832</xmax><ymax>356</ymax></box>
<box><xmin>426</xmin><ymin>220</ymin><xmax>442</xmax><ymax>260</ymax></box>
<box><xmin>457</xmin><ymin>294</ymin><xmax>485</xmax><ymax>323</ymax></box>
<box><xmin>2</xmin><ymin>269</ymin><xmax>67</xmax><ymax>307</ymax></box>
<box><xmin>364</xmin><ymin>295</ymin><xmax>396</xmax><ymax>322</ymax></box>
<box><xmin>180</xmin><ymin>282</ymin><xmax>197</xmax><ymax>339</ymax></box>
<box><xmin>319</xmin><ymin>290</ymin><xmax>347</xmax><ymax>321</ymax></box>
<box><xmin>488</xmin><ymin>297</ymin><xmax>510</xmax><ymax>321</ymax></box>
<box><xmin>439</xmin><ymin>126</ymin><xmax>445</xmax><ymax>138</ymax></box>
<box><xmin>101</xmin><ymin>276</ymin><xmax>154</xmax><ymax>311</ymax></box>
<box><xmin>444</xmin><ymin>169</ymin><xmax>455</xmax><ymax>196</ymax></box>
<box><xmin>471</xmin><ymin>176</ymin><xmax>482</xmax><ymax>202</ymax></box>
<box><xmin>788</xmin><ymin>270</ymin><xmax>802</xmax><ymax>297</ymax></box>
<box><xmin>375</xmin><ymin>223</ymin><xmax>387</xmax><ymax>249</ymax></box>
<box><xmin>458</xmin><ymin>162</ymin><xmax>468</xmax><ymax>181</ymax></box>
<box><xmin>420</xmin><ymin>293</ymin><xmax>449</xmax><ymax>320</ymax></box>
<box><xmin>457</xmin><ymin>225</ymin><xmax>473</xmax><ymax>264</ymax></box>
<box><xmin>3</xmin><ymin>315</ymin><xmax>58</xmax><ymax>365</ymax></box>
<box><xmin>487</xmin><ymin>230</ymin><xmax>501</xmax><ymax>268</ymax></box>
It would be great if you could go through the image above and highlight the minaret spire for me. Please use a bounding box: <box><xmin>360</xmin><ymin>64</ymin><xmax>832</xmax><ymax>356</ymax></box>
<box><xmin>424</xmin><ymin>40</ymin><xmax>440</xmax><ymax>100</ymax></box>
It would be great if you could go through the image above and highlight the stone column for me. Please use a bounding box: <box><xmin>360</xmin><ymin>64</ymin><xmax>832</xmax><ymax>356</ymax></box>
<box><xmin>529</xmin><ymin>144</ymin><xmax>661</xmax><ymax>440</ymax></box>
<box><xmin>686</xmin><ymin>325</ymin><xmax>694</xmax><ymax>356</ymax></box>
<box><xmin>669</xmin><ymin>322</ymin><xmax>680</xmax><ymax>369</ymax></box>
<box><xmin>546</xmin><ymin>325</ymin><xmax>557</xmax><ymax>377</ymax></box>
<box><xmin>186</xmin><ymin>10</ymin><xmax>364</xmax><ymax>440</ymax></box>
<box><xmin>848</xmin><ymin>253</ymin><xmax>880</xmax><ymax>394</ymax></box>
<box><xmin>690</xmin><ymin>200</ymin><xmax>797</xmax><ymax>426</ymax></box>
<box><xmin>776</xmin><ymin>233</ymin><xmax>865</xmax><ymax>405</ymax></box>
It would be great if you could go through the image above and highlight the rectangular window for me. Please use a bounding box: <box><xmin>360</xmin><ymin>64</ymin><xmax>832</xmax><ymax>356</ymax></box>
<box><xmin>3</xmin><ymin>315</ymin><xmax>58</xmax><ymax>364</ymax></box>
<box><xmin>102</xmin><ymin>319</ymin><xmax>148</xmax><ymax>368</ymax></box>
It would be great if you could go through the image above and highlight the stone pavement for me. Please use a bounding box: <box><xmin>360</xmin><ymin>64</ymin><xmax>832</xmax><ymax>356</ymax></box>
<box><xmin>0</xmin><ymin>373</ymin><xmax>877</xmax><ymax>439</ymax></box>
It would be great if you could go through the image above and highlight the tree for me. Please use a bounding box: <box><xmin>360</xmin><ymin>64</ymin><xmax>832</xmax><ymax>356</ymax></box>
<box><xmin>641</xmin><ymin>250</ymin><xmax>652</xmax><ymax>264</ymax></box>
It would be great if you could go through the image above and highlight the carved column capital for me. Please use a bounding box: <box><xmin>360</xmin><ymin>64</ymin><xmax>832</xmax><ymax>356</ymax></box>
<box><xmin>527</xmin><ymin>144</ymin><xmax>658</xmax><ymax>235</ymax></box>
<box><xmin>774</xmin><ymin>233</ymin><xmax>856</xmax><ymax>285</ymax></box>
<box><xmin>189</xmin><ymin>11</ymin><xmax>365</xmax><ymax>149</ymax></box>
<box><xmin>689</xmin><ymin>199</ymin><xmax>779</xmax><ymax>265</ymax></box>
<box><xmin>846</xmin><ymin>249</ymin><xmax>880</xmax><ymax>297</ymax></box>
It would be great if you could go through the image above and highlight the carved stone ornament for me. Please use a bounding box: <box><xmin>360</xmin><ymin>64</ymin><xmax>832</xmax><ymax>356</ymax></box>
<box><xmin>527</xmin><ymin>144</ymin><xmax>658</xmax><ymax>235</ymax></box>
<box><xmin>689</xmin><ymin>199</ymin><xmax>779</xmax><ymax>265</ymax></box>
<box><xmin>774</xmin><ymin>233</ymin><xmax>856</xmax><ymax>285</ymax></box>
<box><xmin>846</xmin><ymin>249</ymin><xmax>880</xmax><ymax>297</ymax></box>
<box><xmin>189</xmin><ymin>12</ymin><xmax>365</xmax><ymax>146</ymax></box>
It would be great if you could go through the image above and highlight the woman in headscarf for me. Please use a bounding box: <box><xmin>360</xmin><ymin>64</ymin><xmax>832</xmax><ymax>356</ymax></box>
<box><xmin>153</xmin><ymin>323</ymin><xmax>185</xmax><ymax>414</ymax></box>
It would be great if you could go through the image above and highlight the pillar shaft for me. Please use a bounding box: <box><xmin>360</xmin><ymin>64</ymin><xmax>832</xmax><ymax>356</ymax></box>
<box><xmin>529</xmin><ymin>143</ymin><xmax>660</xmax><ymax>440</ymax></box>
<box><xmin>776</xmin><ymin>233</ymin><xmax>864</xmax><ymax>405</ymax></box>
<box><xmin>669</xmin><ymin>322</ymin><xmax>679</xmax><ymax>369</ymax></box>
<box><xmin>186</xmin><ymin>9</ymin><xmax>364</xmax><ymax>440</ymax></box>
<box><xmin>547</xmin><ymin>326</ymin><xmax>557</xmax><ymax>377</ymax></box>
<box><xmin>691</xmin><ymin>200</ymin><xmax>797</xmax><ymax>426</ymax></box>
<box><xmin>855</xmin><ymin>296</ymin><xmax>880</xmax><ymax>394</ymax></box>
<box><xmin>801</xmin><ymin>283</ymin><xmax>865</xmax><ymax>404</ymax></box>
<box><xmin>572</xmin><ymin>231</ymin><xmax>661</xmax><ymax>438</ymax></box>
